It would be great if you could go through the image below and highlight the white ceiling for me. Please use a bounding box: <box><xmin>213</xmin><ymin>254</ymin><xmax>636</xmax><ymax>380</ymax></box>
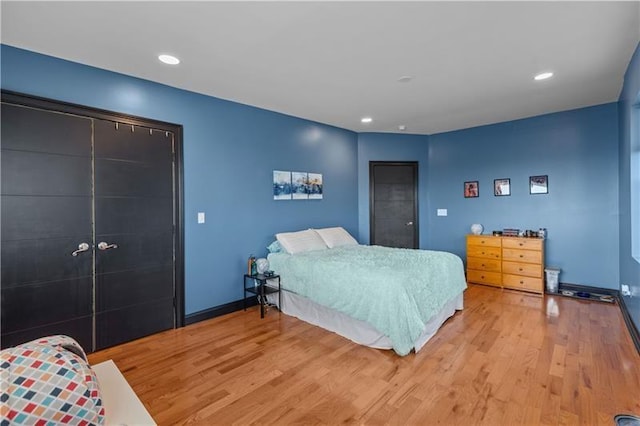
<box><xmin>1</xmin><ymin>1</ymin><xmax>639</xmax><ymax>134</ymax></box>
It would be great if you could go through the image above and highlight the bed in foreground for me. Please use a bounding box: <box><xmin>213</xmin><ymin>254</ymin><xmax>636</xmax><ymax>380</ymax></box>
<box><xmin>265</xmin><ymin>228</ymin><xmax>467</xmax><ymax>356</ymax></box>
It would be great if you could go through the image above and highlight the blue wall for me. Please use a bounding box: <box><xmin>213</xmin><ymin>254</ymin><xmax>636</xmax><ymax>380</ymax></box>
<box><xmin>428</xmin><ymin>104</ymin><xmax>620</xmax><ymax>289</ymax></box>
<box><xmin>0</xmin><ymin>45</ymin><xmax>359</xmax><ymax>315</ymax></box>
<box><xmin>1</xmin><ymin>43</ymin><xmax>630</xmax><ymax>319</ymax></box>
<box><xmin>618</xmin><ymin>42</ymin><xmax>640</xmax><ymax>330</ymax></box>
<box><xmin>357</xmin><ymin>133</ymin><xmax>429</xmax><ymax>247</ymax></box>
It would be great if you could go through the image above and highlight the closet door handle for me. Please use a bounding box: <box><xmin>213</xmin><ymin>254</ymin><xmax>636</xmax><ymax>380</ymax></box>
<box><xmin>71</xmin><ymin>242</ymin><xmax>90</xmax><ymax>256</ymax></box>
<box><xmin>98</xmin><ymin>241</ymin><xmax>119</xmax><ymax>251</ymax></box>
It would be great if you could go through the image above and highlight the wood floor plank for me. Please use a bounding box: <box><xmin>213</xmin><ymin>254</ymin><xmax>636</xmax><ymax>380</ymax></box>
<box><xmin>88</xmin><ymin>284</ymin><xmax>640</xmax><ymax>425</ymax></box>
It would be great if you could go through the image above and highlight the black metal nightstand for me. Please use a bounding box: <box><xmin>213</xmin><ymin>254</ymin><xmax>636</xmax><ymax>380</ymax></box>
<box><xmin>243</xmin><ymin>273</ymin><xmax>281</xmax><ymax>318</ymax></box>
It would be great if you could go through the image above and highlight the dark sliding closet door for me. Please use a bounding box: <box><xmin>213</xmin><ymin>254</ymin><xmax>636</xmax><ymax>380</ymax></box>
<box><xmin>1</xmin><ymin>104</ymin><xmax>94</xmax><ymax>349</ymax></box>
<box><xmin>93</xmin><ymin>120</ymin><xmax>175</xmax><ymax>350</ymax></box>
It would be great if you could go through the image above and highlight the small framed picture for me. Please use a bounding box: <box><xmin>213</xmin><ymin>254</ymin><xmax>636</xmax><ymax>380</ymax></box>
<box><xmin>464</xmin><ymin>181</ymin><xmax>479</xmax><ymax>198</ymax></box>
<box><xmin>530</xmin><ymin>175</ymin><xmax>548</xmax><ymax>194</ymax></box>
<box><xmin>494</xmin><ymin>178</ymin><xmax>511</xmax><ymax>196</ymax></box>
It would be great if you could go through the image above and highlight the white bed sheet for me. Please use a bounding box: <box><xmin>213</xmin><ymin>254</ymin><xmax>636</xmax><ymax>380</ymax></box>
<box><xmin>266</xmin><ymin>284</ymin><xmax>463</xmax><ymax>353</ymax></box>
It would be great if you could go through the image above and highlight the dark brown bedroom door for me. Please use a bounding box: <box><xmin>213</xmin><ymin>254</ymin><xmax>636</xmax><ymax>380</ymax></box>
<box><xmin>1</xmin><ymin>95</ymin><xmax>180</xmax><ymax>352</ymax></box>
<box><xmin>369</xmin><ymin>162</ymin><xmax>419</xmax><ymax>249</ymax></box>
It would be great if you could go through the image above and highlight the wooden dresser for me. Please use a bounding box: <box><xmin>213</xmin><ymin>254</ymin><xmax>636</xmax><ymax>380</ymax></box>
<box><xmin>466</xmin><ymin>235</ymin><xmax>545</xmax><ymax>294</ymax></box>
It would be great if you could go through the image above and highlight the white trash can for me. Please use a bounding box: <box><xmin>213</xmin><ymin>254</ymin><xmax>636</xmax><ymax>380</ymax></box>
<box><xmin>545</xmin><ymin>267</ymin><xmax>561</xmax><ymax>293</ymax></box>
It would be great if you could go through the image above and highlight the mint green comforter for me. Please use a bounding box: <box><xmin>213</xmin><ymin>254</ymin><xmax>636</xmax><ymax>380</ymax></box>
<box><xmin>267</xmin><ymin>245</ymin><xmax>467</xmax><ymax>355</ymax></box>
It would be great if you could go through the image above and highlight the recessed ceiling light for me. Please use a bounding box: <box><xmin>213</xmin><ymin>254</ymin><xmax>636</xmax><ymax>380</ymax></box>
<box><xmin>398</xmin><ymin>125</ymin><xmax>407</xmax><ymax>131</ymax></box>
<box><xmin>361</xmin><ymin>117</ymin><xmax>373</xmax><ymax>124</ymax></box>
<box><xmin>397</xmin><ymin>76</ymin><xmax>413</xmax><ymax>83</ymax></box>
<box><xmin>158</xmin><ymin>54</ymin><xmax>180</xmax><ymax>65</ymax></box>
<box><xmin>534</xmin><ymin>71</ymin><xmax>553</xmax><ymax>81</ymax></box>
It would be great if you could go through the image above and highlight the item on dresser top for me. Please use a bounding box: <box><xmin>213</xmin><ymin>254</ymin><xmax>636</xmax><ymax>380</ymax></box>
<box><xmin>502</xmin><ymin>228</ymin><xmax>520</xmax><ymax>237</ymax></box>
<box><xmin>470</xmin><ymin>223</ymin><xmax>484</xmax><ymax>235</ymax></box>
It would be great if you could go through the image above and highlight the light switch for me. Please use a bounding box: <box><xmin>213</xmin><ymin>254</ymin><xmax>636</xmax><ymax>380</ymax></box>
<box><xmin>437</xmin><ymin>209</ymin><xmax>448</xmax><ymax>217</ymax></box>
<box><xmin>197</xmin><ymin>212</ymin><xmax>205</xmax><ymax>224</ymax></box>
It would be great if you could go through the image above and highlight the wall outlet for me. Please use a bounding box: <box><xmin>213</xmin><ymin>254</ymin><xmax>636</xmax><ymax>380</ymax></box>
<box><xmin>621</xmin><ymin>284</ymin><xmax>631</xmax><ymax>296</ymax></box>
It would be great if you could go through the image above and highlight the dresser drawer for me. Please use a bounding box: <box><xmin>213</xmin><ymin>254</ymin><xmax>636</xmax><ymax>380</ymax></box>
<box><xmin>467</xmin><ymin>269</ymin><xmax>502</xmax><ymax>286</ymax></box>
<box><xmin>467</xmin><ymin>245</ymin><xmax>501</xmax><ymax>259</ymax></box>
<box><xmin>502</xmin><ymin>261</ymin><xmax>541</xmax><ymax>278</ymax></box>
<box><xmin>502</xmin><ymin>248</ymin><xmax>542</xmax><ymax>264</ymax></box>
<box><xmin>502</xmin><ymin>274</ymin><xmax>543</xmax><ymax>293</ymax></box>
<box><xmin>467</xmin><ymin>257</ymin><xmax>501</xmax><ymax>272</ymax></box>
<box><xmin>502</xmin><ymin>237</ymin><xmax>543</xmax><ymax>251</ymax></box>
<box><xmin>467</xmin><ymin>235</ymin><xmax>502</xmax><ymax>247</ymax></box>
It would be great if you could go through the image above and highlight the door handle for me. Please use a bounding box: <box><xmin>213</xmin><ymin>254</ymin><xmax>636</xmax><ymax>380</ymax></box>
<box><xmin>98</xmin><ymin>241</ymin><xmax>119</xmax><ymax>251</ymax></box>
<box><xmin>406</xmin><ymin>221</ymin><xmax>414</xmax><ymax>226</ymax></box>
<box><xmin>71</xmin><ymin>242</ymin><xmax>90</xmax><ymax>257</ymax></box>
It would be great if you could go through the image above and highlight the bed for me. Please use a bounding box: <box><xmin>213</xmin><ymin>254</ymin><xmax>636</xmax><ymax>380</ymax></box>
<box><xmin>264</xmin><ymin>227</ymin><xmax>467</xmax><ymax>356</ymax></box>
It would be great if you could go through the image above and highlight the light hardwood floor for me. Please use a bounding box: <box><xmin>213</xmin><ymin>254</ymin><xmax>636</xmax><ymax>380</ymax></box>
<box><xmin>88</xmin><ymin>284</ymin><xmax>640</xmax><ymax>425</ymax></box>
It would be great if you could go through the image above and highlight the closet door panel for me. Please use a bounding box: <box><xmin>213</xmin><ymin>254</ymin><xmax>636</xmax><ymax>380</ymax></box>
<box><xmin>1</xmin><ymin>277</ymin><xmax>92</xmax><ymax>333</ymax></box>
<box><xmin>95</xmin><ymin>232</ymin><xmax>173</xmax><ymax>272</ymax></box>
<box><xmin>95</xmin><ymin>197</ymin><xmax>173</xmax><ymax>235</ymax></box>
<box><xmin>1</xmin><ymin>196</ymin><xmax>92</xmax><ymax>241</ymax></box>
<box><xmin>96</xmin><ymin>298</ymin><xmax>174</xmax><ymax>349</ymax></box>
<box><xmin>95</xmin><ymin>158</ymin><xmax>173</xmax><ymax>198</ymax></box>
<box><xmin>1</xmin><ymin>237</ymin><xmax>93</xmax><ymax>286</ymax></box>
<box><xmin>96</xmin><ymin>265</ymin><xmax>174</xmax><ymax>312</ymax></box>
<box><xmin>1</xmin><ymin>104</ymin><xmax>91</xmax><ymax>156</ymax></box>
<box><xmin>93</xmin><ymin>119</ymin><xmax>175</xmax><ymax>350</ymax></box>
<box><xmin>1</xmin><ymin>318</ymin><xmax>92</xmax><ymax>351</ymax></box>
<box><xmin>1</xmin><ymin>102</ymin><xmax>93</xmax><ymax>349</ymax></box>
<box><xmin>94</xmin><ymin>125</ymin><xmax>173</xmax><ymax>164</ymax></box>
<box><xmin>1</xmin><ymin>151</ymin><xmax>91</xmax><ymax>196</ymax></box>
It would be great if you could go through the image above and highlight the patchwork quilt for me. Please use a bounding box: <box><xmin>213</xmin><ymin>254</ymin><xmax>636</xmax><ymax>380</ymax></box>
<box><xmin>1</xmin><ymin>335</ymin><xmax>105</xmax><ymax>425</ymax></box>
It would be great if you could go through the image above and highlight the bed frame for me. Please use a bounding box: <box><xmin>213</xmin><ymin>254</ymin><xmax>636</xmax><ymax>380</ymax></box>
<box><xmin>266</xmin><ymin>286</ymin><xmax>463</xmax><ymax>353</ymax></box>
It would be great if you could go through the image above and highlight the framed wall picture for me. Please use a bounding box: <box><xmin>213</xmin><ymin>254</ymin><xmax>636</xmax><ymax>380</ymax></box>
<box><xmin>291</xmin><ymin>171</ymin><xmax>309</xmax><ymax>200</ymax></box>
<box><xmin>530</xmin><ymin>175</ymin><xmax>548</xmax><ymax>194</ymax></box>
<box><xmin>273</xmin><ymin>170</ymin><xmax>292</xmax><ymax>200</ymax></box>
<box><xmin>494</xmin><ymin>178</ymin><xmax>511</xmax><ymax>196</ymax></box>
<box><xmin>464</xmin><ymin>181</ymin><xmax>479</xmax><ymax>198</ymax></box>
<box><xmin>274</xmin><ymin>170</ymin><xmax>323</xmax><ymax>200</ymax></box>
<box><xmin>307</xmin><ymin>172</ymin><xmax>323</xmax><ymax>199</ymax></box>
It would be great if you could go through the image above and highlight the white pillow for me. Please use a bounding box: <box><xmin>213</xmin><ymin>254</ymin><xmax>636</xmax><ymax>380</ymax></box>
<box><xmin>276</xmin><ymin>229</ymin><xmax>328</xmax><ymax>254</ymax></box>
<box><xmin>314</xmin><ymin>227</ymin><xmax>358</xmax><ymax>248</ymax></box>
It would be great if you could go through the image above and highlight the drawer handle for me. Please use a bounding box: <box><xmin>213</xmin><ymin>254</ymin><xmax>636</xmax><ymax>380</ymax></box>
<box><xmin>519</xmin><ymin>268</ymin><xmax>523</xmax><ymax>271</ymax></box>
<box><xmin>481</xmin><ymin>264</ymin><xmax>485</xmax><ymax>267</ymax></box>
<box><xmin>519</xmin><ymin>255</ymin><xmax>524</xmax><ymax>258</ymax></box>
<box><xmin>520</xmin><ymin>280</ymin><xmax>524</xmax><ymax>284</ymax></box>
<box><xmin>519</xmin><ymin>243</ymin><xmax>523</xmax><ymax>246</ymax></box>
